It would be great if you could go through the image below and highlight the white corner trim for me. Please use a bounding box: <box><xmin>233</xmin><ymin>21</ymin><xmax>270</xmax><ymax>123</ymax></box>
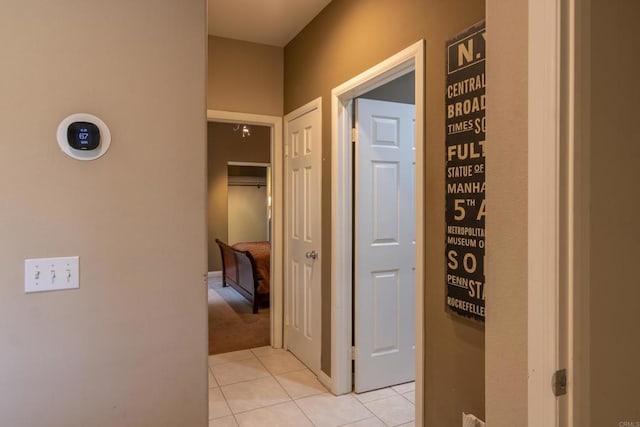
<box><xmin>564</xmin><ymin>0</ymin><xmax>591</xmax><ymax>425</ymax></box>
<box><xmin>206</xmin><ymin>109</ymin><xmax>284</xmax><ymax>349</ymax></box>
<box><xmin>528</xmin><ymin>0</ymin><xmax>561</xmax><ymax>425</ymax></box>
<box><xmin>330</xmin><ymin>40</ymin><xmax>425</xmax><ymax>425</ymax></box>
<box><xmin>330</xmin><ymin>89</ymin><xmax>354</xmax><ymax>396</ymax></box>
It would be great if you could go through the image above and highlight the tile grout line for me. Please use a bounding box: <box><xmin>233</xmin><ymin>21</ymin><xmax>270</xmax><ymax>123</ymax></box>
<box><xmin>213</xmin><ymin>352</ymin><xmax>319</xmax><ymax>421</ymax></box>
<box><xmin>400</xmin><ymin>392</ymin><xmax>415</xmax><ymax>405</ymax></box>
<box><xmin>290</xmin><ymin>394</ymin><xmax>320</xmax><ymax>427</ymax></box>
<box><xmin>209</xmin><ymin>346</ymin><xmax>414</xmax><ymax>426</ymax></box>
<box><xmin>228</xmin><ymin>350</ymin><xmax>318</xmax><ymax>424</ymax></box>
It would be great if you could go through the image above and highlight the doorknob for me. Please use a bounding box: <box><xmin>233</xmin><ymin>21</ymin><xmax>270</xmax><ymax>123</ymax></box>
<box><xmin>305</xmin><ymin>250</ymin><xmax>318</xmax><ymax>260</ymax></box>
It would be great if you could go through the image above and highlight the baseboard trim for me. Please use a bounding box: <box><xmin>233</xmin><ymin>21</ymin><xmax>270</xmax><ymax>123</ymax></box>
<box><xmin>208</xmin><ymin>271</ymin><xmax>222</xmax><ymax>279</ymax></box>
<box><xmin>317</xmin><ymin>370</ymin><xmax>339</xmax><ymax>395</ymax></box>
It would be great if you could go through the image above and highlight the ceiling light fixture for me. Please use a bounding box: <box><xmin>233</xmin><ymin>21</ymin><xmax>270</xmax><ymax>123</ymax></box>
<box><xmin>233</xmin><ymin>124</ymin><xmax>251</xmax><ymax>138</ymax></box>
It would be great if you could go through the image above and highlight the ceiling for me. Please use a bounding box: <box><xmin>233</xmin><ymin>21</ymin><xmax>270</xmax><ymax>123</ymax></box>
<box><xmin>208</xmin><ymin>0</ymin><xmax>333</xmax><ymax>47</ymax></box>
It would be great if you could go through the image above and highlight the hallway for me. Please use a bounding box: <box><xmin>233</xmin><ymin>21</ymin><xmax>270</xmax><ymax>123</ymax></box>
<box><xmin>208</xmin><ymin>347</ymin><xmax>415</xmax><ymax>426</ymax></box>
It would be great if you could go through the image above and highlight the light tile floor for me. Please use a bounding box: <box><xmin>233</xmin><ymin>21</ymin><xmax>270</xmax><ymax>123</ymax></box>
<box><xmin>209</xmin><ymin>346</ymin><xmax>415</xmax><ymax>427</ymax></box>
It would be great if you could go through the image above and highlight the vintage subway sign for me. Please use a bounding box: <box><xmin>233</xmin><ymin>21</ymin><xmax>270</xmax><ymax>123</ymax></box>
<box><xmin>445</xmin><ymin>21</ymin><xmax>486</xmax><ymax>322</ymax></box>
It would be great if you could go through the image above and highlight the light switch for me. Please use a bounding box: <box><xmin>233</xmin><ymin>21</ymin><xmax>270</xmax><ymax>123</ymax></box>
<box><xmin>25</xmin><ymin>256</ymin><xmax>79</xmax><ymax>293</ymax></box>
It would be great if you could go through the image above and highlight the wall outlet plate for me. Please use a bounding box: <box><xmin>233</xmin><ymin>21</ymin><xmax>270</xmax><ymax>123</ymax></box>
<box><xmin>24</xmin><ymin>256</ymin><xmax>79</xmax><ymax>293</ymax></box>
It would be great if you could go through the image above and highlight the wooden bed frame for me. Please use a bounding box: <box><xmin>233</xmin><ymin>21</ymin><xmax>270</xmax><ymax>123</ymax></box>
<box><xmin>215</xmin><ymin>239</ymin><xmax>269</xmax><ymax>313</ymax></box>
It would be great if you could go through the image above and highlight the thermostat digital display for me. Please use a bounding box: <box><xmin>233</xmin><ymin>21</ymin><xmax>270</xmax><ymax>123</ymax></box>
<box><xmin>57</xmin><ymin>113</ymin><xmax>111</xmax><ymax>161</ymax></box>
<box><xmin>67</xmin><ymin>121</ymin><xmax>100</xmax><ymax>150</ymax></box>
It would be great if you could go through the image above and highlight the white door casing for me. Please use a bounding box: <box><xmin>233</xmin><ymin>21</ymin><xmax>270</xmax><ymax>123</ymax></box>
<box><xmin>528</xmin><ymin>0</ymin><xmax>564</xmax><ymax>424</ymax></box>
<box><xmin>354</xmin><ymin>99</ymin><xmax>416</xmax><ymax>393</ymax></box>
<box><xmin>284</xmin><ymin>98</ymin><xmax>322</xmax><ymax>374</ymax></box>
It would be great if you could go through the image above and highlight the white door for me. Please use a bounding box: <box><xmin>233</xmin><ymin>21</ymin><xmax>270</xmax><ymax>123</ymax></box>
<box><xmin>284</xmin><ymin>100</ymin><xmax>322</xmax><ymax>374</ymax></box>
<box><xmin>354</xmin><ymin>98</ymin><xmax>415</xmax><ymax>393</ymax></box>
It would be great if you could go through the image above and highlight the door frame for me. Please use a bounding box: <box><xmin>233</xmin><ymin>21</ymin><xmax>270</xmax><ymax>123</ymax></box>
<box><xmin>330</xmin><ymin>40</ymin><xmax>425</xmax><ymax>423</ymax></box>
<box><xmin>531</xmin><ymin>0</ymin><xmax>592</xmax><ymax>424</ymax></box>
<box><xmin>527</xmin><ymin>0</ymin><xmax>591</xmax><ymax>424</ymax></box>
<box><xmin>207</xmin><ymin>109</ymin><xmax>284</xmax><ymax>349</ymax></box>
<box><xmin>527</xmin><ymin>0</ymin><xmax>562</xmax><ymax>422</ymax></box>
<box><xmin>563</xmin><ymin>0</ymin><xmax>591</xmax><ymax>424</ymax></box>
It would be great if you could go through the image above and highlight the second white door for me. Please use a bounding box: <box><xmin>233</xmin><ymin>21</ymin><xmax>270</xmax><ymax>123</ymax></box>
<box><xmin>354</xmin><ymin>98</ymin><xmax>416</xmax><ymax>393</ymax></box>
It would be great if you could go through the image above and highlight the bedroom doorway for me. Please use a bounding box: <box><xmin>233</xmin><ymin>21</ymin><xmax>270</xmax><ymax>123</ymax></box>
<box><xmin>206</xmin><ymin>110</ymin><xmax>284</xmax><ymax>355</ymax></box>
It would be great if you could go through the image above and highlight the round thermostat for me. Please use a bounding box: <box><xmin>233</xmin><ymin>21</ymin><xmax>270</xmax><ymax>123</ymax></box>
<box><xmin>57</xmin><ymin>113</ymin><xmax>111</xmax><ymax>160</ymax></box>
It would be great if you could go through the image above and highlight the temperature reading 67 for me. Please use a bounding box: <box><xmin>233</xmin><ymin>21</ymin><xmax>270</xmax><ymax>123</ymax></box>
<box><xmin>454</xmin><ymin>198</ymin><xmax>486</xmax><ymax>221</ymax></box>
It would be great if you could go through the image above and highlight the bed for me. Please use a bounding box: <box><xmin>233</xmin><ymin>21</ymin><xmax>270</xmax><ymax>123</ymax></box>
<box><xmin>215</xmin><ymin>239</ymin><xmax>270</xmax><ymax>313</ymax></box>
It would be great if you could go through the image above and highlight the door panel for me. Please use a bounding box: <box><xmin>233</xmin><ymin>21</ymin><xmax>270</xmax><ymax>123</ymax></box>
<box><xmin>372</xmin><ymin>161</ymin><xmax>400</xmax><ymax>243</ymax></box>
<box><xmin>355</xmin><ymin>98</ymin><xmax>415</xmax><ymax>393</ymax></box>
<box><xmin>371</xmin><ymin>270</ymin><xmax>400</xmax><ymax>355</ymax></box>
<box><xmin>285</xmin><ymin>103</ymin><xmax>321</xmax><ymax>375</ymax></box>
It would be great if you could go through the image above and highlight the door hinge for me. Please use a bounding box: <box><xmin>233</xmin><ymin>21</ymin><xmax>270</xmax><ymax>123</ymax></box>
<box><xmin>552</xmin><ymin>369</ymin><xmax>567</xmax><ymax>396</ymax></box>
<box><xmin>351</xmin><ymin>127</ymin><xmax>358</xmax><ymax>143</ymax></box>
<box><xmin>351</xmin><ymin>346</ymin><xmax>356</xmax><ymax>360</ymax></box>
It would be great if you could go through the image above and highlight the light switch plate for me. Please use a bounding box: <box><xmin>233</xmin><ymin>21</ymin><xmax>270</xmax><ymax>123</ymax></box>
<box><xmin>25</xmin><ymin>256</ymin><xmax>79</xmax><ymax>293</ymax></box>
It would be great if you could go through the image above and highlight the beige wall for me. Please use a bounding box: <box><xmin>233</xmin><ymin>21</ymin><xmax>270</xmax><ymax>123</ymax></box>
<box><xmin>208</xmin><ymin>123</ymin><xmax>271</xmax><ymax>271</ymax></box>
<box><xmin>228</xmin><ymin>185</ymin><xmax>269</xmax><ymax>244</ymax></box>
<box><xmin>589</xmin><ymin>0</ymin><xmax>640</xmax><ymax>423</ymax></box>
<box><xmin>0</xmin><ymin>1</ymin><xmax>207</xmax><ymax>426</ymax></box>
<box><xmin>284</xmin><ymin>1</ymin><xmax>485</xmax><ymax>425</ymax></box>
<box><xmin>208</xmin><ymin>36</ymin><xmax>284</xmax><ymax>116</ymax></box>
<box><xmin>484</xmin><ymin>0</ymin><xmax>529</xmax><ymax>424</ymax></box>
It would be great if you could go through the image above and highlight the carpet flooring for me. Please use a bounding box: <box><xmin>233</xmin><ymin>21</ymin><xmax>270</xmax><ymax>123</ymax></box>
<box><xmin>208</xmin><ymin>277</ymin><xmax>270</xmax><ymax>355</ymax></box>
